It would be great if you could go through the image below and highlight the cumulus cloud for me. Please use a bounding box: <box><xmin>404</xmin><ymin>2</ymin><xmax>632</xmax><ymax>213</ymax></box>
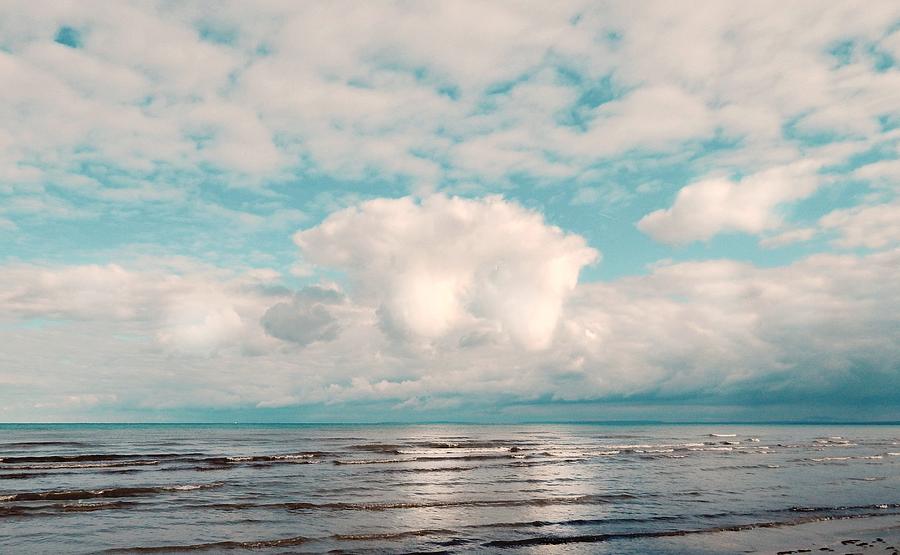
<box><xmin>637</xmin><ymin>162</ymin><xmax>821</xmax><ymax>245</ymax></box>
<box><xmin>293</xmin><ymin>195</ymin><xmax>598</xmax><ymax>350</ymax></box>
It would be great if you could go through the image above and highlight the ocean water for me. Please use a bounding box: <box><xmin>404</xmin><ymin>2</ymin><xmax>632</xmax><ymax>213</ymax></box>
<box><xmin>0</xmin><ymin>423</ymin><xmax>898</xmax><ymax>553</ymax></box>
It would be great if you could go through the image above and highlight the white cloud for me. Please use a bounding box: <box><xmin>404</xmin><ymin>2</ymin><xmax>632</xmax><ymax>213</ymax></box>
<box><xmin>759</xmin><ymin>227</ymin><xmax>817</xmax><ymax>248</ymax></box>
<box><xmin>820</xmin><ymin>200</ymin><xmax>900</xmax><ymax>249</ymax></box>
<box><xmin>637</xmin><ymin>162</ymin><xmax>821</xmax><ymax>244</ymax></box>
<box><xmin>0</xmin><ymin>245</ymin><xmax>898</xmax><ymax>417</ymax></box>
<box><xmin>0</xmin><ymin>261</ymin><xmax>283</xmax><ymax>355</ymax></box>
<box><xmin>2</xmin><ymin>1</ymin><xmax>900</xmax><ymax>418</ymax></box>
<box><xmin>756</xmin><ymin>197</ymin><xmax>900</xmax><ymax>250</ymax></box>
<box><xmin>551</xmin><ymin>248</ymin><xmax>900</xmax><ymax>400</ymax></box>
<box><xmin>1</xmin><ymin>0</ymin><xmax>898</xmax><ymax>199</ymax></box>
<box><xmin>294</xmin><ymin>194</ymin><xmax>598</xmax><ymax>349</ymax></box>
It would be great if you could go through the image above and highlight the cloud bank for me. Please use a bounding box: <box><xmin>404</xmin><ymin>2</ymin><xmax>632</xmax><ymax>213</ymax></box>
<box><xmin>1</xmin><ymin>195</ymin><xmax>898</xmax><ymax>420</ymax></box>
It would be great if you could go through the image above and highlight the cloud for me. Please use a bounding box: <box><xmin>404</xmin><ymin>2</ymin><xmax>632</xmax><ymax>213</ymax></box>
<box><xmin>637</xmin><ymin>162</ymin><xmax>821</xmax><ymax>245</ymax></box>
<box><xmin>2</xmin><ymin>1</ymin><xmax>900</xmax><ymax>419</ymax></box>
<box><xmin>0</xmin><ymin>246</ymin><xmax>898</xmax><ymax>418</ymax></box>
<box><xmin>1</xmin><ymin>0</ymin><xmax>898</xmax><ymax>201</ymax></box>
<box><xmin>819</xmin><ymin>200</ymin><xmax>900</xmax><ymax>248</ymax></box>
<box><xmin>757</xmin><ymin>198</ymin><xmax>900</xmax><ymax>249</ymax></box>
<box><xmin>293</xmin><ymin>194</ymin><xmax>599</xmax><ymax>349</ymax></box>
<box><xmin>260</xmin><ymin>285</ymin><xmax>346</xmax><ymax>346</ymax></box>
<box><xmin>551</xmin><ymin>248</ymin><xmax>900</xmax><ymax>401</ymax></box>
<box><xmin>759</xmin><ymin>227</ymin><xmax>817</xmax><ymax>248</ymax></box>
<box><xmin>0</xmin><ymin>261</ymin><xmax>283</xmax><ymax>355</ymax></box>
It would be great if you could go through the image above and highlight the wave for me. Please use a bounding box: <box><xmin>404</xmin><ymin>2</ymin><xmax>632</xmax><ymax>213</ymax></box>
<box><xmin>104</xmin><ymin>535</ymin><xmax>309</xmax><ymax>552</ymax></box>
<box><xmin>347</xmin><ymin>443</ymin><xmax>405</xmax><ymax>454</ymax></box>
<box><xmin>333</xmin><ymin>453</ymin><xmax>514</xmax><ymax>465</ymax></box>
<box><xmin>1</xmin><ymin>441</ymin><xmax>90</xmax><ymax>448</ymax></box>
<box><xmin>333</xmin><ymin>528</ymin><xmax>456</xmax><ymax>541</ymax></box>
<box><xmin>196</xmin><ymin>493</ymin><xmax>638</xmax><ymax>513</ymax></box>
<box><xmin>377</xmin><ymin>465</ymin><xmax>477</xmax><ymax>473</ymax></box>
<box><xmin>807</xmin><ymin>454</ymin><xmax>888</xmax><ymax>463</ymax></box>
<box><xmin>0</xmin><ymin>473</ymin><xmax>44</xmax><ymax>480</ymax></box>
<box><xmin>0</xmin><ymin>501</ymin><xmax>138</xmax><ymax>518</ymax></box>
<box><xmin>0</xmin><ymin>453</ymin><xmax>201</xmax><ymax>464</ymax></box>
<box><xmin>188</xmin><ymin>453</ymin><xmax>326</xmax><ymax>468</ymax></box>
<box><xmin>481</xmin><ymin>510</ymin><xmax>900</xmax><ymax>548</ymax></box>
<box><xmin>225</xmin><ymin>453</ymin><xmax>322</xmax><ymax>462</ymax></box>
<box><xmin>333</xmin><ymin>458</ymin><xmax>410</xmax><ymax>465</ymax></box>
<box><xmin>3</xmin><ymin>460</ymin><xmax>161</xmax><ymax>470</ymax></box>
<box><xmin>0</xmin><ymin>483</ymin><xmax>221</xmax><ymax>503</ymax></box>
<box><xmin>408</xmin><ymin>440</ymin><xmax>523</xmax><ymax>449</ymax></box>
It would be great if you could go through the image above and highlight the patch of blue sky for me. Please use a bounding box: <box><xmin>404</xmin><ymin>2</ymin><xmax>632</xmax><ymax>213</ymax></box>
<box><xmin>196</xmin><ymin>21</ymin><xmax>239</xmax><ymax>47</ymax></box>
<box><xmin>869</xmin><ymin>46</ymin><xmax>895</xmax><ymax>72</ymax></box>
<box><xmin>556</xmin><ymin>73</ymin><xmax>625</xmax><ymax>130</ymax></box>
<box><xmin>826</xmin><ymin>35</ymin><xmax>897</xmax><ymax>72</ymax></box>
<box><xmin>826</xmin><ymin>139</ymin><xmax>898</xmax><ymax>175</ymax></box>
<box><xmin>782</xmin><ymin>113</ymin><xmax>855</xmax><ymax>146</ymax></box>
<box><xmin>54</xmin><ymin>26</ymin><xmax>83</xmax><ymax>49</ymax></box>
<box><xmin>826</xmin><ymin>39</ymin><xmax>855</xmax><ymax>67</ymax></box>
<box><xmin>878</xmin><ymin>113</ymin><xmax>900</xmax><ymax>133</ymax></box>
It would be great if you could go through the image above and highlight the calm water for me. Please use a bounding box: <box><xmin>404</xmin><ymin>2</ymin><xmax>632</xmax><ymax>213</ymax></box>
<box><xmin>0</xmin><ymin>424</ymin><xmax>898</xmax><ymax>553</ymax></box>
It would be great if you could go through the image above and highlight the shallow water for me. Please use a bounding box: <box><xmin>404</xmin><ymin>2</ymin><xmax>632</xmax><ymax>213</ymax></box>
<box><xmin>0</xmin><ymin>423</ymin><xmax>898</xmax><ymax>553</ymax></box>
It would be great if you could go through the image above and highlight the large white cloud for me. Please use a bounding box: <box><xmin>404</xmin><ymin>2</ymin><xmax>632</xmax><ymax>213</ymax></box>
<box><xmin>293</xmin><ymin>195</ymin><xmax>598</xmax><ymax>349</ymax></box>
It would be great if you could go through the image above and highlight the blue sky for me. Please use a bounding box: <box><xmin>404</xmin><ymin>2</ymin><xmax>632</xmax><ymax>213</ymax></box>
<box><xmin>0</xmin><ymin>1</ymin><xmax>898</xmax><ymax>422</ymax></box>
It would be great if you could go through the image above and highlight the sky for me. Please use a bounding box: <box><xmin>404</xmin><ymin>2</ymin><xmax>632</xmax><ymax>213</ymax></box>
<box><xmin>1</xmin><ymin>1</ymin><xmax>899</xmax><ymax>422</ymax></box>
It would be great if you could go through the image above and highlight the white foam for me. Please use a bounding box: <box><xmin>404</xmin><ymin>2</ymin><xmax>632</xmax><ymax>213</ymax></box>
<box><xmin>335</xmin><ymin>458</ymin><xmax>408</xmax><ymax>465</ymax></box>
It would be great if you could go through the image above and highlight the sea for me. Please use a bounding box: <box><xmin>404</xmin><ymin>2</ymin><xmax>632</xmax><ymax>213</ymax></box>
<box><xmin>0</xmin><ymin>423</ymin><xmax>898</xmax><ymax>554</ymax></box>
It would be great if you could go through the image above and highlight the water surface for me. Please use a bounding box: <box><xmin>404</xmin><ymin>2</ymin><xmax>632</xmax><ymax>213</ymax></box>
<box><xmin>1</xmin><ymin>423</ymin><xmax>898</xmax><ymax>553</ymax></box>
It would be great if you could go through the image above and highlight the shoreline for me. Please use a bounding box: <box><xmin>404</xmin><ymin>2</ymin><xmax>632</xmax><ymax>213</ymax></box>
<box><xmin>641</xmin><ymin>513</ymin><xmax>900</xmax><ymax>554</ymax></box>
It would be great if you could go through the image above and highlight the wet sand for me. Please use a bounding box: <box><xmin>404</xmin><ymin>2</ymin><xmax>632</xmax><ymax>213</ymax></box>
<box><xmin>642</xmin><ymin>514</ymin><xmax>900</xmax><ymax>555</ymax></box>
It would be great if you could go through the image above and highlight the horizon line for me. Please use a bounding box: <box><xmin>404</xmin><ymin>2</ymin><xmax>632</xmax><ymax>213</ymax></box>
<box><xmin>2</xmin><ymin>420</ymin><xmax>899</xmax><ymax>426</ymax></box>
